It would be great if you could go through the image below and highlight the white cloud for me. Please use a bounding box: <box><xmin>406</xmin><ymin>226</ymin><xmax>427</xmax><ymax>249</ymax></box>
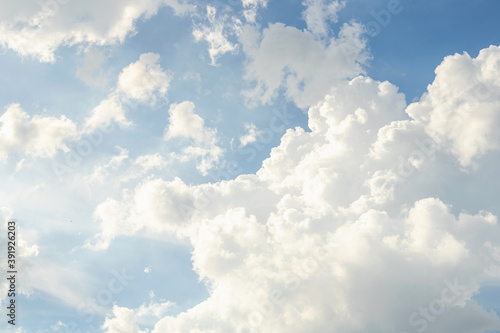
<box><xmin>84</xmin><ymin>52</ymin><xmax>170</xmax><ymax>132</ymax></box>
<box><xmin>102</xmin><ymin>305</ymin><xmax>146</xmax><ymax>333</ymax></box>
<box><xmin>193</xmin><ymin>5</ymin><xmax>242</xmax><ymax>65</ymax></box>
<box><xmin>302</xmin><ymin>0</ymin><xmax>345</xmax><ymax>37</ymax></box>
<box><xmin>90</xmin><ymin>46</ymin><xmax>500</xmax><ymax>331</ymax></box>
<box><xmin>241</xmin><ymin>21</ymin><xmax>369</xmax><ymax>108</ymax></box>
<box><xmin>76</xmin><ymin>49</ymin><xmax>110</xmax><ymax>88</ymax></box>
<box><xmin>136</xmin><ymin>300</ymin><xmax>173</xmax><ymax>321</ymax></box>
<box><xmin>135</xmin><ymin>153</ymin><xmax>168</xmax><ymax>172</ymax></box>
<box><xmin>165</xmin><ymin>101</ymin><xmax>224</xmax><ymax>175</ymax></box>
<box><xmin>242</xmin><ymin>0</ymin><xmax>268</xmax><ymax>23</ymax></box>
<box><xmin>88</xmin><ymin>177</ymin><xmax>195</xmax><ymax>249</ymax></box>
<box><xmin>0</xmin><ymin>103</ymin><xmax>79</xmax><ymax>161</ymax></box>
<box><xmin>165</xmin><ymin>101</ymin><xmax>213</xmax><ymax>143</ymax></box>
<box><xmin>101</xmin><ymin>294</ymin><xmax>175</xmax><ymax>330</ymax></box>
<box><xmin>180</xmin><ymin>144</ymin><xmax>224</xmax><ymax>175</ymax></box>
<box><xmin>83</xmin><ymin>94</ymin><xmax>131</xmax><ymax>133</ymax></box>
<box><xmin>0</xmin><ymin>0</ymin><xmax>195</xmax><ymax>63</ymax></box>
<box><xmin>1</xmin><ymin>2</ymin><xmax>498</xmax><ymax>332</ymax></box>
<box><xmin>238</xmin><ymin>123</ymin><xmax>262</xmax><ymax>147</ymax></box>
<box><xmin>407</xmin><ymin>46</ymin><xmax>500</xmax><ymax>167</ymax></box>
<box><xmin>135</xmin><ymin>293</ymin><xmax>175</xmax><ymax>326</ymax></box>
<box><xmin>117</xmin><ymin>52</ymin><xmax>171</xmax><ymax>103</ymax></box>
<box><xmin>1</xmin><ymin>53</ymin><xmax>171</xmax><ymax>161</ymax></box>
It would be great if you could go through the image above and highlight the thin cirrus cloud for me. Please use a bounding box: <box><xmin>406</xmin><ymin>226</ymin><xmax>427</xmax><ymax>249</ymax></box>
<box><xmin>193</xmin><ymin>5</ymin><xmax>243</xmax><ymax>65</ymax></box>
<box><xmin>302</xmin><ymin>0</ymin><xmax>346</xmax><ymax>37</ymax></box>
<box><xmin>242</xmin><ymin>0</ymin><xmax>268</xmax><ymax>23</ymax></box>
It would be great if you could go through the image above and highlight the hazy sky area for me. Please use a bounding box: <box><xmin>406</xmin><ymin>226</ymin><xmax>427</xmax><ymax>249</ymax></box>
<box><xmin>1</xmin><ymin>0</ymin><xmax>500</xmax><ymax>332</ymax></box>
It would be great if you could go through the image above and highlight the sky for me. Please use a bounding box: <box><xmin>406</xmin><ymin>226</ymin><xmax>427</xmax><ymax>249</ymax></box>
<box><xmin>1</xmin><ymin>0</ymin><xmax>500</xmax><ymax>332</ymax></box>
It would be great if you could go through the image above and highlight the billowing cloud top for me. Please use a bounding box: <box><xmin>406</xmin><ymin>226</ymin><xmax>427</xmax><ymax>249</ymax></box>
<box><xmin>0</xmin><ymin>1</ymin><xmax>499</xmax><ymax>333</ymax></box>
<box><xmin>90</xmin><ymin>49</ymin><xmax>500</xmax><ymax>332</ymax></box>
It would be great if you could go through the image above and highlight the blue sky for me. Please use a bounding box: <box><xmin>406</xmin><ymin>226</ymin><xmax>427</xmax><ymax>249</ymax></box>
<box><xmin>1</xmin><ymin>1</ymin><xmax>500</xmax><ymax>332</ymax></box>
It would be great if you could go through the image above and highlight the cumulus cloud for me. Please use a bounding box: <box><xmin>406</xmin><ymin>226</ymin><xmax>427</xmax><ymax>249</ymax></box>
<box><xmin>241</xmin><ymin>21</ymin><xmax>369</xmax><ymax>108</ymax></box>
<box><xmin>1</xmin><ymin>53</ymin><xmax>171</xmax><ymax>162</ymax></box>
<box><xmin>165</xmin><ymin>101</ymin><xmax>224</xmax><ymax>175</ymax></box>
<box><xmin>0</xmin><ymin>103</ymin><xmax>79</xmax><ymax>161</ymax></box>
<box><xmin>407</xmin><ymin>46</ymin><xmax>500</xmax><ymax>168</ymax></box>
<box><xmin>117</xmin><ymin>52</ymin><xmax>171</xmax><ymax>103</ymax></box>
<box><xmin>84</xmin><ymin>52</ymin><xmax>170</xmax><ymax>132</ymax></box>
<box><xmin>83</xmin><ymin>94</ymin><xmax>131</xmax><ymax>133</ymax></box>
<box><xmin>88</xmin><ymin>177</ymin><xmax>195</xmax><ymax>249</ymax></box>
<box><xmin>88</xmin><ymin>44</ymin><xmax>500</xmax><ymax>332</ymax></box>
<box><xmin>0</xmin><ymin>0</ymin><xmax>194</xmax><ymax>62</ymax></box>
<box><xmin>165</xmin><ymin>101</ymin><xmax>215</xmax><ymax>143</ymax></box>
